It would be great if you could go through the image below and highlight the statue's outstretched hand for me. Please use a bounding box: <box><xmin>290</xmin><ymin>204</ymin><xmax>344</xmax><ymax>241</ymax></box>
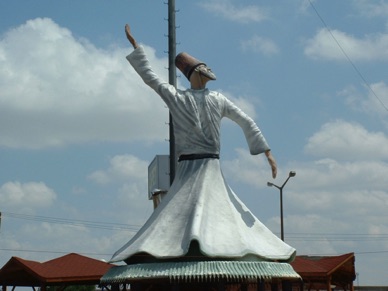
<box><xmin>125</xmin><ymin>24</ymin><xmax>138</xmax><ymax>49</ymax></box>
<box><xmin>265</xmin><ymin>151</ymin><xmax>277</xmax><ymax>179</ymax></box>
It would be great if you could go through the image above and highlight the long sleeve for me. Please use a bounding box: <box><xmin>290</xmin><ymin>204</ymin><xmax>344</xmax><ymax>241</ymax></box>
<box><xmin>126</xmin><ymin>46</ymin><xmax>178</xmax><ymax>109</ymax></box>
<box><xmin>222</xmin><ymin>96</ymin><xmax>270</xmax><ymax>155</ymax></box>
<box><xmin>126</xmin><ymin>46</ymin><xmax>164</xmax><ymax>91</ymax></box>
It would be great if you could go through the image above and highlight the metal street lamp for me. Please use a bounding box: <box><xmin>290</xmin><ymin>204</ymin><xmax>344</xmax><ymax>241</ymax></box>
<box><xmin>267</xmin><ymin>171</ymin><xmax>296</xmax><ymax>241</ymax></box>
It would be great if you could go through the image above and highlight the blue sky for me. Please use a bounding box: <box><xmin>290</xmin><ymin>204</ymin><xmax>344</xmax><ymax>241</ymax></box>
<box><xmin>1</xmin><ymin>0</ymin><xmax>388</xmax><ymax>286</ymax></box>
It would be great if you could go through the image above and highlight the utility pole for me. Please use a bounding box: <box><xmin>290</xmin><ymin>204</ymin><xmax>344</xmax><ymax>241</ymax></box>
<box><xmin>168</xmin><ymin>0</ymin><xmax>177</xmax><ymax>185</ymax></box>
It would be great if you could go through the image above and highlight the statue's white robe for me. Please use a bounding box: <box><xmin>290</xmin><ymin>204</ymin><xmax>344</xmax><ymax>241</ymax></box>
<box><xmin>110</xmin><ymin>46</ymin><xmax>296</xmax><ymax>263</ymax></box>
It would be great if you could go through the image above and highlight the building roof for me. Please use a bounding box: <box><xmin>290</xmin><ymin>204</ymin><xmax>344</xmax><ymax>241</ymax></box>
<box><xmin>0</xmin><ymin>253</ymin><xmax>115</xmax><ymax>287</ymax></box>
<box><xmin>291</xmin><ymin>253</ymin><xmax>356</xmax><ymax>287</ymax></box>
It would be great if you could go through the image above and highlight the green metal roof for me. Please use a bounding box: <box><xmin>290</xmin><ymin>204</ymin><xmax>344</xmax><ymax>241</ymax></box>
<box><xmin>101</xmin><ymin>261</ymin><xmax>301</xmax><ymax>283</ymax></box>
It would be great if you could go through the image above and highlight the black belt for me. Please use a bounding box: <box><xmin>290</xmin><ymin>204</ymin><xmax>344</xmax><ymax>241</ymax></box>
<box><xmin>178</xmin><ymin>153</ymin><xmax>219</xmax><ymax>162</ymax></box>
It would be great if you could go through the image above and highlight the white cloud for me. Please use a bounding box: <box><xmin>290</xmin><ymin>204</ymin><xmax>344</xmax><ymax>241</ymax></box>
<box><xmin>284</xmin><ymin>163</ymin><xmax>388</xmax><ymax>256</ymax></box>
<box><xmin>241</xmin><ymin>35</ymin><xmax>279</xmax><ymax>56</ymax></box>
<box><xmin>298</xmin><ymin>0</ymin><xmax>316</xmax><ymax>14</ymax></box>
<box><xmin>87</xmin><ymin>154</ymin><xmax>152</xmax><ymax>225</ymax></box>
<box><xmin>355</xmin><ymin>0</ymin><xmax>388</xmax><ymax>17</ymax></box>
<box><xmin>88</xmin><ymin>154</ymin><xmax>148</xmax><ymax>184</ymax></box>
<box><xmin>278</xmin><ymin>122</ymin><xmax>388</xmax><ymax>259</ymax></box>
<box><xmin>0</xmin><ymin>18</ymin><xmax>169</xmax><ymax>149</ymax></box>
<box><xmin>0</xmin><ymin>181</ymin><xmax>56</xmax><ymax>211</ymax></box>
<box><xmin>304</xmin><ymin>120</ymin><xmax>388</xmax><ymax>161</ymax></box>
<box><xmin>13</xmin><ymin>221</ymin><xmax>113</xmax><ymax>261</ymax></box>
<box><xmin>363</xmin><ymin>82</ymin><xmax>388</xmax><ymax>117</ymax></box>
<box><xmin>341</xmin><ymin>82</ymin><xmax>388</xmax><ymax>121</ymax></box>
<box><xmin>266</xmin><ymin>214</ymin><xmax>344</xmax><ymax>255</ymax></box>
<box><xmin>222</xmin><ymin>148</ymin><xmax>278</xmax><ymax>189</ymax></box>
<box><xmin>304</xmin><ymin>28</ymin><xmax>388</xmax><ymax>61</ymax></box>
<box><xmin>199</xmin><ymin>0</ymin><xmax>268</xmax><ymax>23</ymax></box>
<box><xmin>217</xmin><ymin>90</ymin><xmax>259</xmax><ymax>120</ymax></box>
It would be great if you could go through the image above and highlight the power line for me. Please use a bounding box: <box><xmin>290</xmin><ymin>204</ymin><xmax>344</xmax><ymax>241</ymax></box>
<box><xmin>3</xmin><ymin>211</ymin><xmax>388</xmax><ymax>242</ymax></box>
<box><xmin>2</xmin><ymin>212</ymin><xmax>388</xmax><ymax>258</ymax></box>
<box><xmin>308</xmin><ymin>0</ymin><xmax>388</xmax><ymax>112</ymax></box>
<box><xmin>1</xmin><ymin>211</ymin><xmax>142</xmax><ymax>232</ymax></box>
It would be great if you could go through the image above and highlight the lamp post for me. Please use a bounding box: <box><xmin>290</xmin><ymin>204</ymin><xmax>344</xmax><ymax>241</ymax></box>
<box><xmin>267</xmin><ymin>171</ymin><xmax>296</xmax><ymax>241</ymax></box>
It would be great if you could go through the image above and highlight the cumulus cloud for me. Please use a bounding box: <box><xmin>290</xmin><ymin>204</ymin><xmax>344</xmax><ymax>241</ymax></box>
<box><xmin>285</xmin><ymin>158</ymin><xmax>388</xmax><ymax>256</ymax></box>
<box><xmin>13</xmin><ymin>220</ymin><xmax>119</xmax><ymax>261</ymax></box>
<box><xmin>199</xmin><ymin>0</ymin><xmax>268</xmax><ymax>23</ymax></box>
<box><xmin>88</xmin><ymin>154</ymin><xmax>148</xmax><ymax>184</ymax></box>
<box><xmin>0</xmin><ymin>181</ymin><xmax>56</xmax><ymax>210</ymax></box>
<box><xmin>222</xmin><ymin>148</ymin><xmax>277</xmax><ymax>189</ymax></box>
<box><xmin>304</xmin><ymin>28</ymin><xmax>388</xmax><ymax>61</ymax></box>
<box><xmin>341</xmin><ymin>82</ymin><xmax>388</xmax><ymax>121</ymax></box>
<box><xmin>216</xmin><ymin>90</ymin><xmax>259</xmax><ymax>120</ymax></box>
<box><xmin>304</xmin><ymin>120</ymin><xmax>388</xmax><ymax>161</ymax></box>
<box><xmin>276</xmin><ymin>121</ymin><xmax>388</xmax><ymax>258</ymax></box>
<box><xmin>241</xmin><ymin>35</ymin><xmax>279</xmax><ymax>56</ymax></box>
<box><xmin>0</xmin><ymin>18</ymin><xmax>169</xmax><ymax>149</ymax></box>
<box><xmin>87</xmin><ymin>154</ymin><xmax>151</xmax><ymax>221</ymax></box>
<box><xmin>363</xmin><ymin>82</ymin><xmax>388</xmax><ymax>115</ymax></box>
<box><xmin>298</xmin><ymin>0</ymin><xmax>316</xmax><ymax>14</ymax></box>
<box><xmin>355</xmin><ymin>0</ymin><xmax>388</xmax><ymax>17</ymax></box>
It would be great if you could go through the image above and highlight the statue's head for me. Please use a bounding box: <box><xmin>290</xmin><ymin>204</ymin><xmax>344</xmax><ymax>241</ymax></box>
<box><xmin>175</xmin><ymin>52</ymin><xmax>216</xmax><ymax>81</ymax></box>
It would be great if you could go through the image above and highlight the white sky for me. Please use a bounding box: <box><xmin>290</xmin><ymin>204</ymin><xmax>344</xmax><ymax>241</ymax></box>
<box><xmin>0</xmin><ymin>0</ymin><xmax>388</xmax><ymax>286</ymax></box>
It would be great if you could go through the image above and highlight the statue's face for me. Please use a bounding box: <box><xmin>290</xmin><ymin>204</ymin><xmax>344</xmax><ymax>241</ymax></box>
<box><xmin>194</xmin><ymin>64</ymin><xmax>216</xmax><ymax>81</ymax></box>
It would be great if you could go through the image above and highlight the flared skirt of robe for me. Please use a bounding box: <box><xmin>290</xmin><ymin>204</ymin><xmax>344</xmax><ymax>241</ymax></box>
<box><xmin>110</xmin><ymin>158</ymin><xmax>296</xmax><ymax>263</ymax></box>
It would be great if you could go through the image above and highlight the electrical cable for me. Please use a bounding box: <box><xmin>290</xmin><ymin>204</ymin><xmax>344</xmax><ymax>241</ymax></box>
<box><xmin>1</xmin><ymin>211</ymin><xmax>142</xmax><ymax>232</ymax></box>
<box><xmin>308</xmin><ymin>0</ymin><xmax>388</xmax><ymax>112</ymax></box>
<box><xmin>2</xmin><ymin>212</ymin><xmax>388</xmax><ymax>257</ymax></box>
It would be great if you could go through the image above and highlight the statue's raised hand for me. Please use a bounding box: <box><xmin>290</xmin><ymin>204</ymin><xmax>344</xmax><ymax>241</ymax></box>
<box><xmin>125</xmin><ymin>24</ymin><xmax>138</xmax><ymax>49</ymax></box>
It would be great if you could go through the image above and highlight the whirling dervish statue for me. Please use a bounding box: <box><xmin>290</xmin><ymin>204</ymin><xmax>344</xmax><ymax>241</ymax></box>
<box><xmin>109</xmin><ymin>24</ymin><xmax>296</xmax><ymax>265</ymax></box>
